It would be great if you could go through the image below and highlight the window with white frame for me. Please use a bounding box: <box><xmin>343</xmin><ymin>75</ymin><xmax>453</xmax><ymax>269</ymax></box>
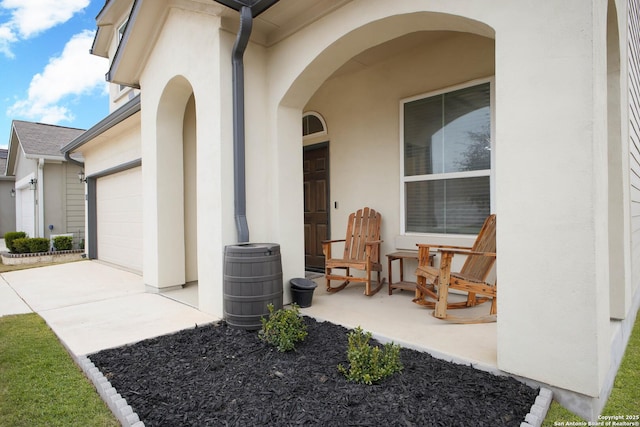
<box><xmin>402</xmin><ymin>81</ymin><xmax>492</xmax><ymax>235</ymax></box>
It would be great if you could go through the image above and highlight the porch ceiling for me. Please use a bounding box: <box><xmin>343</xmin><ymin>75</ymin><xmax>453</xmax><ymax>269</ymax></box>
<box><xmin>329</xmin><ymin>31</ymin><xmax>463</xmax><ymax>79</ymax></box>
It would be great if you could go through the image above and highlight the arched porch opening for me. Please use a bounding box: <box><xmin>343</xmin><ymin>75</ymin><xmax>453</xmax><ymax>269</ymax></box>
<box><xmin>276</xmin><ymin>11</ymin><xmax>496</xmax><ymax>281</ymax></box>
<box><xmin>271</xmin><ymin>9</ymin><xmax>498</xmax><ymax>361</ymax></box>
<box><xmin>606</xmin><ymin>0</ymin><xmax>630</xmax><ymax>320</ymax></box>
<box><xmin>152</xmin><ymin>76</ymin><xmax>198</xmax><ymax>294</ymax></box>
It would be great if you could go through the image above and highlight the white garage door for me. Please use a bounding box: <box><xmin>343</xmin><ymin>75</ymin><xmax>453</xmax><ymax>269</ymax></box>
<box><xmin>18</xmin><ymin>188</ymin><xmax>35</xmax><ymax>238</ymax></box>
<box><xmin>96</xmin><ymin>167</ymin><xmax>143</xmax><ymax>272</ymax></box>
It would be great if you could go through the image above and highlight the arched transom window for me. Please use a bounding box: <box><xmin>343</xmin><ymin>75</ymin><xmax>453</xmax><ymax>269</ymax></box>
<box><xmin>302</xmin><ymin>112</ymin><xmax>327</xmax><ymax>138</ymax></box>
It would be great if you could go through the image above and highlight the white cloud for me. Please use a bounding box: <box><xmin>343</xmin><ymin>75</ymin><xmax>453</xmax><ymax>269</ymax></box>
<box><xmin>0</xmin><ymin>0</ymin><xmax>89</xmax><ymax>56</ymax></box>
<box><xmin>8</xmin><ymin>29</ymin><xmax>108</xmax><ymax>124</ymax></box>
<box><xmin>0</xmin><ymin>23</ymin><xmax>17</xmax><ymax>57</ymax></box>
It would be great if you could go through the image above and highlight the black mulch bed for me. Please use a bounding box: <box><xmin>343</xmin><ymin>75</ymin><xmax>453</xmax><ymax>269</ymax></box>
<box><xmin>89</xmin><ymin>317</ymin><xmax>538</xmax><ymax>426</ymax></box>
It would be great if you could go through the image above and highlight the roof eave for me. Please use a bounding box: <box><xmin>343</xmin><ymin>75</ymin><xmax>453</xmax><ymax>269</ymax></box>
<box><xmin>90</xmin><ymin>24</ymin><xmax>113</xmax><ymax>58</ymax></box>
<box><xmin>62</xmin><ymin>94</ymin><xmax>141</xmax><ymax>154</ymax></box>
<box><xmin>105</xmin><ymin>0</ymin><xmax>144</xmax><ymax>88</ymax></box>
<box><xmin>23</xmin><ymin>154</ymin><xmax>66</xmax><ymax>162</ymax></box>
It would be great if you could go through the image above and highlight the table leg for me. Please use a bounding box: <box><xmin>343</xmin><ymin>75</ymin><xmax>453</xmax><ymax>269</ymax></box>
<box><xmin>388</xmin><ymin>256</ymin><xmax>393</xmax><ymax>295</ymax></box>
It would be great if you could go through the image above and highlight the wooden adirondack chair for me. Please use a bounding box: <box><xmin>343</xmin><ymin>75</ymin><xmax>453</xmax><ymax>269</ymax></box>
<box><xmin>413</xmin><ymin>214</ymin><xmax>497</xmax><ymax>323</ymax></box>
<box><xmin>322</xmin><ymin>207</ymin><xmax>386</xmax><ymax>296</ymax></box>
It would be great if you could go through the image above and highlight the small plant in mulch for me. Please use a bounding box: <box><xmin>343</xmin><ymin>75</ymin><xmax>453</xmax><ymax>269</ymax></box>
<box><xmin>259</xmin><ymin>303</ymin><xmax>308</xmax><ymax>352</ymax></box>
<box><xmin>338</xmin><ymin>326</ymin><xmax>403</xmax><ymax>385</ymax></box>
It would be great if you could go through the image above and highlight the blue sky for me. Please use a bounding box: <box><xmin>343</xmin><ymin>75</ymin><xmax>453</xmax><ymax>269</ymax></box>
<box><xmin>0</xmin><ymin>0</ymin><xmax>109</xmax><ymax>150</ymax></box>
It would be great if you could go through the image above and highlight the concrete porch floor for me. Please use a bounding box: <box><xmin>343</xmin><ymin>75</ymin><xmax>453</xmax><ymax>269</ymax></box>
<box><xmin>163</xmin><ymin>276</ymin><xmax>498</xmax><ymax>371</ymax></box>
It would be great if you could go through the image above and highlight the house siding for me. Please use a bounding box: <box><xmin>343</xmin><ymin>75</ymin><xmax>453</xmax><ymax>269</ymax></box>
<box><xmin>43</xmin><ymin>164</ymin><xmax>65</xmax><ymax>238</ymax></box>
<box><xmin>65</xmin><ymin>164</ymin><xmax>85</xmax><ymax>246</ymax></box>
<box><xmin>629</xmin><ymin>0</ymin><xmax>640</xmax><ymax>293</ymax></box>
<box><xmin>0</xmin><ymin>179</ymin><xmax>16</xmax><ymax>235</ymax></box>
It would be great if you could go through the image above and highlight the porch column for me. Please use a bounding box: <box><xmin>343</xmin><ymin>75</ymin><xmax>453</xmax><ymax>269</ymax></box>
<box><xmin>274</xmin><ymin>105</ymin><xmax>306</xmax><ymax>303</ymax></box>
<box><xmin>141</xmin><ymin>79</ymin><xmax>188</xmax><ymax>292</ymax></box>
<box><xmin>495</xmin><ymin>1</ymin><xmax>610</xmax><ymax>417</ymax></box>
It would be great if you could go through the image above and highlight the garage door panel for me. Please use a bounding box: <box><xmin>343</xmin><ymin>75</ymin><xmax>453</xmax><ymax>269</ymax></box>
<box><xmin>96</xmin><ymin>167</ymin><xmax>142</xmax><ymax>272</ymax></box>
<box><xmin>19</xmin><ymin>188</ymin><xmax>35</xmax><ymax>237</ymax></box>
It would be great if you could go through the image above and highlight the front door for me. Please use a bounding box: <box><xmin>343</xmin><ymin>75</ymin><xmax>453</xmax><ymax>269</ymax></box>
<box><xmin>303</xmin><ymin>143</ymin><xmax>329</xmax><ymax>272</ymax></box>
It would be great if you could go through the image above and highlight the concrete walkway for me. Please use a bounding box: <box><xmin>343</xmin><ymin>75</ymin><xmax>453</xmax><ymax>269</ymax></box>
<box><xmin>0</xmin><ymin>260</ymin><xmax>217</xmax><ymax>355</ymax></box>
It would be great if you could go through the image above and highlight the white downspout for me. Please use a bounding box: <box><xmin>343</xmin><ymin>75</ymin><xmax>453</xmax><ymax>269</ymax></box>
<box><xmin>37</xmin><ymin>158</ymin><xmax>45</xmax><ymax>238</ymax></box>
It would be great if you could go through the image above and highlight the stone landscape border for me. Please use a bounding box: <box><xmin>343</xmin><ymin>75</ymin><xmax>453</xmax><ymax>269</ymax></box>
<box><xmin>0</xmin><ymin>249</ymin><xmax>84</xmax><ymax>265</ymax></box>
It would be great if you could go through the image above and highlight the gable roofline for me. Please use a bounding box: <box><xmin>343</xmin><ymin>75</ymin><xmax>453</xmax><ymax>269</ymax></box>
<box><xmin>0</xmin><ymin>148</ymin><xmax>10</xmax><ymax>178</ymax></box>
<box><xmin>61</xmin><ymin>93</ymin><xmax>141</xmax><ymax>154</ymax></box>
<box><xmin>5</xmin><ymin>121</ymin><xmax>85</xmax><ymax>175</ymax></box>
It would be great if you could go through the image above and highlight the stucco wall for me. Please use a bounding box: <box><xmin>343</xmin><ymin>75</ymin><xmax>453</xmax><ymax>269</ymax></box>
<box><xmin>80</xmin><ymin>115</ymin><xmax>141</xmax><ymax>176</ymax></box>
<box><xmin>139</xmin><ymin>6</ymin><xmax>228</xmax><ymax>315</ymax></box>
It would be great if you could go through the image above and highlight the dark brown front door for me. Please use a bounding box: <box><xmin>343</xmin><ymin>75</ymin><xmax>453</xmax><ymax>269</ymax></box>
<box><xmin>303</xmin><ymin>143</ymin><xmax>329</xmax><ymax>272</ymax></box>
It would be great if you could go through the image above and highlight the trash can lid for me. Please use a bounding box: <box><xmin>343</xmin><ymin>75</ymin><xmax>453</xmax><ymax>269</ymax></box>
<box><xmin>290</xmin><ymin>277</ymin><xmax>318</xmax><ymax>290</ymax></box>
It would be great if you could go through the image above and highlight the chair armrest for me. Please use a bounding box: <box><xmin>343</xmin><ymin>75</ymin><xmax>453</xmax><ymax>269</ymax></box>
<box><xmin>322</xmin><ymin>239</ymin><xmax>346</xmax><ymax>244</ymax></box>
<box><xmin>438</xmin><ymin>249</ymin><xmax>496</xmax><ymax>257</ymax></box>
<box><xmin>417</xmin><ymin>243</ymin><xmax>473</xmax><ymax>251</ymax></box>
<box><xmin>322</xmin><ymin>239</ymin><xmax>347</xmax><ymax>259</ymax></box>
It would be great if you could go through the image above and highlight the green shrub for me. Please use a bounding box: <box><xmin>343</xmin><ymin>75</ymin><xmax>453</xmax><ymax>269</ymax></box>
<box><xmin>12</xmin><ymin>238</ymin><xmax>31</xmax><ymax>254</ymax></box>
<box><xmin>4</xmin><ymin>232</ymin><xmax>27</xmax><ymax>253</ymax></box>
<box><xmin>259</xmin><ymin>303</ymin><xmax>308</xmax><ymax>352</ymax></box>
<box><xmin>338</xmin><ymin>326</ymin><xmax>403</xmax><ymax>385</ymax></box>
<box><xmin>53</xmin><ymin>236</ymin><xmax>73</xmax><ymax>251</ymax></box>
<box><xmin>28</xmin><ymin>238</ymin><xmax>50</xmax><ymax>253</ymax></box>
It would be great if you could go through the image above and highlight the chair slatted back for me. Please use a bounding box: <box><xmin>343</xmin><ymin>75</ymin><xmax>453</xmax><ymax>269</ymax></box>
<box><xmin>460</xmin><ymin>214</ymin><xmax>497</xmax><ymax>281</ymax></box>
<box><xmin>343</xmin><ymin>207</ymin><xmax>382</xmax><ymax>263</ymax></box>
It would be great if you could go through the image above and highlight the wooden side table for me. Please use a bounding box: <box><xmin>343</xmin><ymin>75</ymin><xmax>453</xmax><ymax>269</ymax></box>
<box><xmin>387</xmin><ymin>251</ymin><xmax>434</xmax><ymax>295</ymax></box>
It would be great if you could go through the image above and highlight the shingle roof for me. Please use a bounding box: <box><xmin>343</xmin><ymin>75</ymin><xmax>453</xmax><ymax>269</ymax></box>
<box><xmin>0</xmin><ymin>149</ymin><xmax>7</xmax><ymax>176</ymax></box>
<box><xmin>12</xmin><ymin>121</ymin><xmax>85</xmax><ymax>157</ymax></box>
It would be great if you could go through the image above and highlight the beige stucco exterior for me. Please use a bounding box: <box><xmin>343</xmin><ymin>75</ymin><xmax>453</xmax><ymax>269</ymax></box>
<box><xmin>65</xmin><ymin>0</ymin><xmax>640</xmax><ymax>420</ymax></box>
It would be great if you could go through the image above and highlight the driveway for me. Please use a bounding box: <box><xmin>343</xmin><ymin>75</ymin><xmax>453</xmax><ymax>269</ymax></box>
<box><xmin>0</xmin><ymin>260</ymin><xmax>217</xmax><ymax>355</ymax></box>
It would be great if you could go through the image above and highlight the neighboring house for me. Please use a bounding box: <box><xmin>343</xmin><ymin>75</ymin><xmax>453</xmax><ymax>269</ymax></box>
<box><xmin>61</xmin><ymin>0</ymin><xmax>640</xmax><ymax>420</ymax></box>
<box><xmin>5</xmin><ymin>121</ymin><xmax>85</xmax><ymax>246</ymax></box>
<box><xmin>0</xmin><ymin>149</ymin><xmax>16</xmax><ymax>236</ymax></box>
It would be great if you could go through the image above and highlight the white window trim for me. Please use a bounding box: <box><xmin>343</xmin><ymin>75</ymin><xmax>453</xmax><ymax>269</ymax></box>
<box><xmin>399</xmin><ymin>77</ymin><xmax>495</xmax><ymax>238</ymax></box>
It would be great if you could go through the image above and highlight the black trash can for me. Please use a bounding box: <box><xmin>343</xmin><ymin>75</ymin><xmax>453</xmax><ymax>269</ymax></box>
<box><xmin>223</xmin><ymin>243</ymin><xmax>283</xmax><ymax>330</ymax></box>
<box><xmin>290</xmin><ymin>277</ymin><xmax>318</xmax><ymax>308</ymax></box>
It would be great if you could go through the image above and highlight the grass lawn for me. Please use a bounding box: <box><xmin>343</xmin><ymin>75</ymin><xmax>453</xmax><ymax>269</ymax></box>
<box><xmin>542</xmin><ymin>312</ymin><xmax>640</xmax><ymax>425</ymax></box>
<box><xmin>0</xmin><ymin>257</ymin><xmax>84</xmax><ymax>273</ymax></box>
<box><xmin>0</xmin><ymin>313</ymin><xmax>119</xmax><ymax>427</ymax></box>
